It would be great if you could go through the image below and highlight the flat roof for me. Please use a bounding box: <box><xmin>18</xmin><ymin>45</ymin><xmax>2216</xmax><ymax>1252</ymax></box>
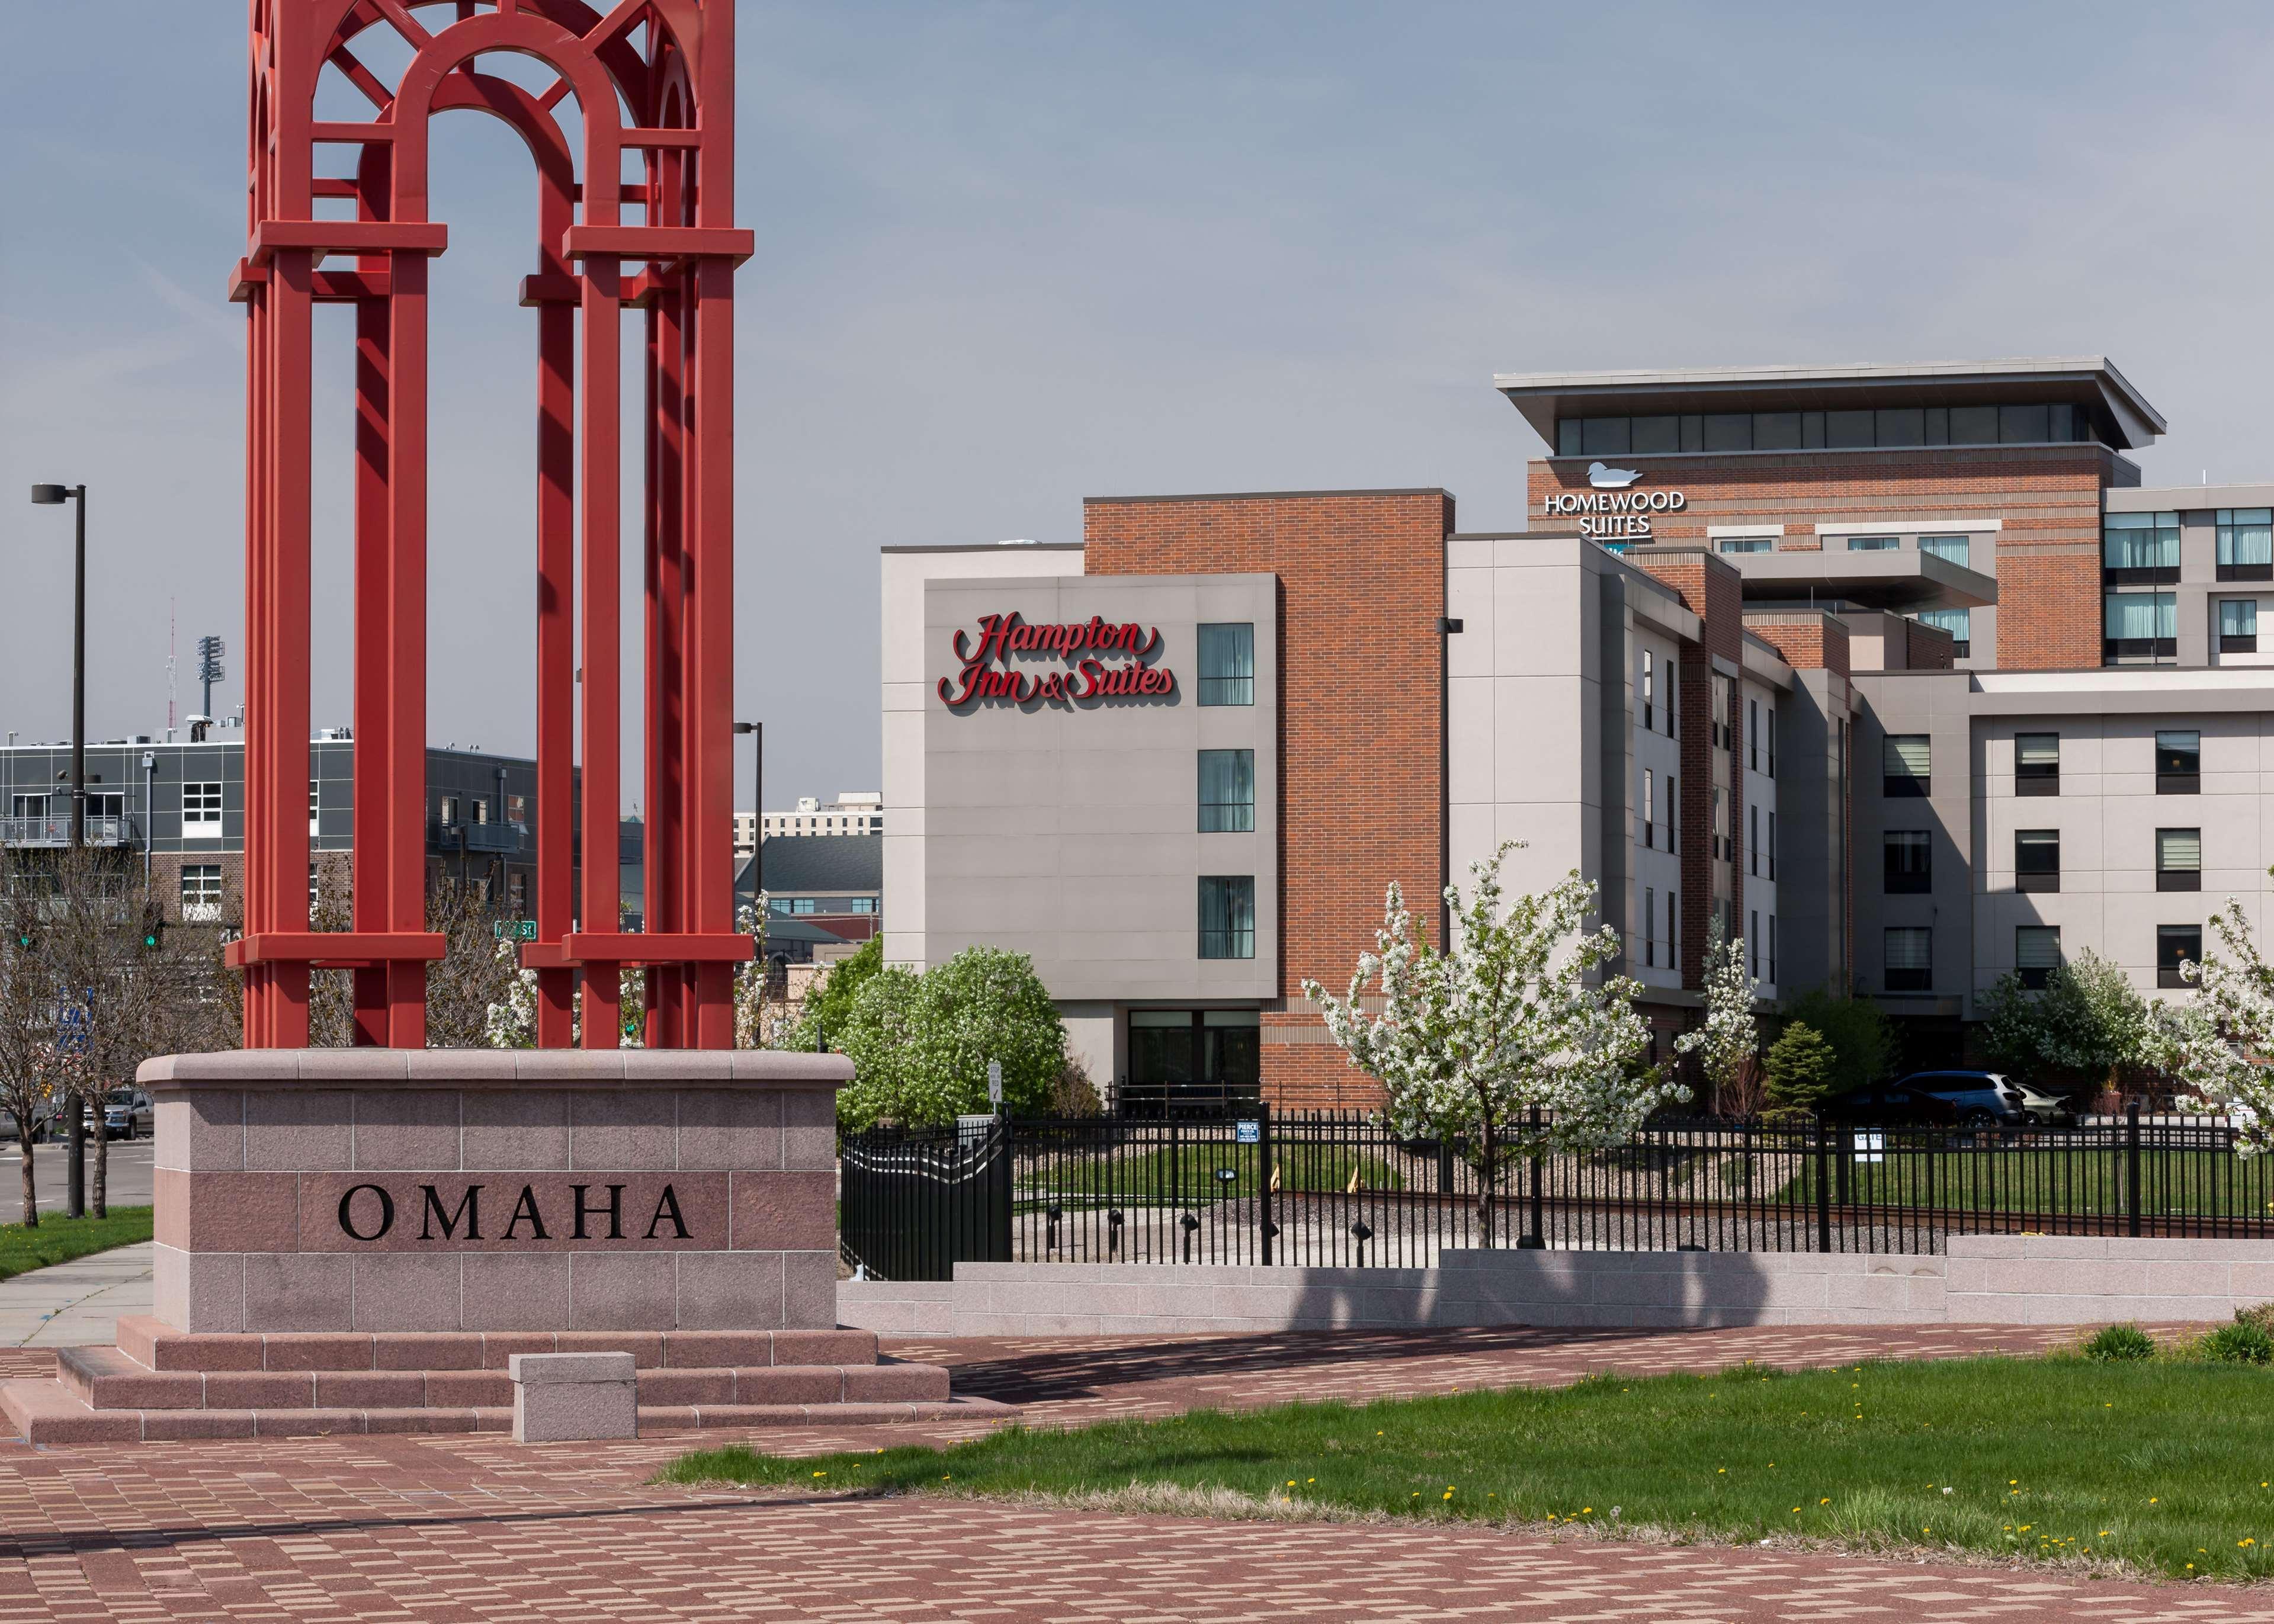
<box><xmin>1712</xmin><ymin>547</ymin><xmax>1998</xmax><ymax>612</ymax></box>
<box><xmin>1493</xmin><ymin>357</ymin><xmax>2166</xmax><ymax>452</ymax></box>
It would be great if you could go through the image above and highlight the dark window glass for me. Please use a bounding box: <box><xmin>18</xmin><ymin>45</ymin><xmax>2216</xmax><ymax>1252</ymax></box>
<box><xmin>2015</xmin><ymin>732</ymin><xmax>2058</xmax><ymax>795</ymax></box>
<box><xmin>1199</xmin><ymin>876</ymin><xmax>1255</xmax><ymax>959</ymax></box>
<box><xmin>2104</xmin><ymin>591</ymin><xmax>2177</xmax><ymax>661</ymax></box>
<box><xmin>1801</xmin><ymin>411</ymin><xmax>1826</xmax><ymax>448</ymax></box>
<box><xmin>1824</xmin><ymin>409</ymin><xmax>1875</xmax><ymax>448</ymax></box>
<box><xmin>2016</xmin><ymin>926</ymin><xmax>2061</xmax><ymax>990</ymax></box>
<box><xmin>1631</xmin><ymin>415</ymin><xmax>1680</xmax><ymax>454</ymax></box>
<box><xmin>1198</xmin><ymin>749</ymin><xmax>1255</xmax><ymax>833</ymax></box>
<box><xmin>1884</xmin><ymin>831</ymin><xmax>1931</xmax><ymax>894</ymax></box>
<box><xmin>1948</xmin><ymin>405</ymin><xmax>1999</xmax><ymax>444</ymax></box>
<box><xmin>1203</xmin><ymin>1010</ymin><xmax>1261</xmax><ymax>1093</ymax></box>
<box><xmin>1702</xmin><ymin>413</ymin><xmax>1752</xmax><ymax>452</ymax></box>
<box><xmin>1128</xmin><ymin>1011</ymin><xmax>1197</xmax><ymax>1087</ymax></box>
<box><xmin>1557</xmin><ymin>419</ymin><xmax>1583</xmax><ymax>456</ymax></box>
<box><xmin>1752</xmin><ymin>412</ymin><xmax>1802</xmax><ymax>450</ymax></box>
<box><xmin>1197</xmin><ymin>623</ymin><xmax>1255</xmax><ymax>706</ymax></box>
<box><xmin>2103</xmin><ymin>512</ymin><xmax>2180</xmax><ymax>584</ymax></box>
<box><xmin>1875</xmin><ymin>407</ymin><xmax>1925</xmax><ymax>447</ymax></box>
<box><xmin>1883</xmin><ymin>927</ymin><xmax>1932</xmax><ymax>992</ymax></box>
<box><xmin>1924</xmin><ymin>406</ymin><xmax>1949</xmax><ymax>445</ymax></box>
<box><xmin>1679</xmin><ymin>415</ymin><xmax>1704</xmax><ymax>452</ymax></box>
<box><xmin>2221</xmin><ymin>598</ymin><xmax>2259</xmax><ymax>653</ymax></box>
<box><xmin>2158</xmin><ymin>925</ymin><xmax>2203</xmax><ymax>989</ymax></box>
<box><xmin>2218</xmin><ymin>508</ymin><xmax>2273</xmax><ymax>581</ymax></box>
<box><xmin>2157</xmin><ymin>827</ymin><xmax>2202</xmax><ymax>891</ymax></box>
<box><xmin>2157</xmin><ymin>728</ymin><xmax>2200</xmax><ymax>794</ymax></box>
<box><xmin>2016</xmin><ymin>829</ymin><xmax>2060</xmax><ymax>893</ymax></box>
<box><xmin>2000</xmin><ymin>403</ymin><xmax>2050</xmax><ymax>442</ymax></box>
<box><xmin>1581</xmin><ymin>417</ymin><xmax>1630</xmax><ymax>455</ymax></box>
<box><xmin>1884</xmin><ymin>734</ymin><xmax>1930</xmax><ymax>797</ymax></box>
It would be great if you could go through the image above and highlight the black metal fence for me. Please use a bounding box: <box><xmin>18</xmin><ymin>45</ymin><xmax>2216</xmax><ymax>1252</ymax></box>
<box><xmin>837</xmin><ymin>1105</ymin><xmax>2274</xmax><ymax>1280</ymax></box>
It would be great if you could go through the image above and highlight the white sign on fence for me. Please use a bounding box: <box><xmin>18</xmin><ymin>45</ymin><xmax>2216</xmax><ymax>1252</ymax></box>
<box><xmin>1852</xmin><ymin>1129</ymin><xmax>1885</xmax><ymax>1165</ymax></box>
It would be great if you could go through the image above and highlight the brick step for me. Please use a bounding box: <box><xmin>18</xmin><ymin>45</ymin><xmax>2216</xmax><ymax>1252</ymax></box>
<box><xmin>2</xmin><ymin>1378</ymin><xmax>1012</xmax><ymax>1446</ymax></box>
<box><xmin>114</xmin><ymin>1315</ymin><xmax>878</xmax><ymax>1373</ymax></box>
<box><xmin>59</xmin><ymin>1345</ymin><xmax>949</xmax><ymax>1411</ymax></box>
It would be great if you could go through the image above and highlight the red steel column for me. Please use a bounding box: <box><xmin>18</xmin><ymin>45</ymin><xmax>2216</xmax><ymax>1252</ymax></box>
<box><xmin>351</xmin><ymin>145</ymin><xmax>394</xmax><ymax>1048</ymax></box>
<box><xmin>384</xmin><ymin>246</ymin><xmax>431</xmax><ymax>1046</ymax></box>
<box><xmin>265</xmin><ymin>246</ymin><xmax>316</xmax><ymax>1048</ymax></box>
<box><xmin>534</xmin><ymin>186</ymin><xmax>577</xmax><ymax>1050</ymax></box>
<box><xmin>578</xmin><ymin>252</ymin><xmax>623</xmax><ymax>1048</ymax></box>
<box><xmin>689</xmin><ymin>249</ymin><xmax>737</xmax><ymax>1049</ymax></box>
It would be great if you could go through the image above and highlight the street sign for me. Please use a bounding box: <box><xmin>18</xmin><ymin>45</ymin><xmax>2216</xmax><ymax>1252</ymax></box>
<box><xmin>1234</xmin><ymin>1119</ymin><xmax>1260</xmax><ymax>1145</ymax></box>
<box><xmin>986</xmin><ymin>1058</ymin><xmax>1003</xmax><ymax>1108</ymax></box>
<box><xmin>492</xmin><ymin>919</ymin><xmax>539</xmax><ymax>942</ymax></box>
<box><xmin>1852</xmin><ymin>1129</ymin><xmax>1885</xmax><ymax>1164</ymax></box>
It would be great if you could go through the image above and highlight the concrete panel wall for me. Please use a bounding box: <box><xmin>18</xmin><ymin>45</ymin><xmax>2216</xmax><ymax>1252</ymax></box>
<box><xmin>838</xmin><ymin>1237</ymin><xmax>2274</xmax><ymax>1336</ymax></box>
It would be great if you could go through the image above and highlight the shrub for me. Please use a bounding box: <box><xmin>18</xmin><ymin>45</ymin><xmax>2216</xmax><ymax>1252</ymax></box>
<box><xmin>2203</xmin><ymin>1320</ymin><xmax>2274</xmax><ymax>1366</ymax></box>
<box><xmin>789</xmin><ymin>936</ymin><xmax>881</xmax><ymax>1052</ymax></box>
<box><xmin>1049</xmin><ymin>1054</ymin><xmax>1105</xmax><ymax>1119</ymax></box>
<box><xmin>2235</xmin><ymin>1302</ymin><xmax>2274</xmax><ymax>1337</ymax></box>
<box><xmin>1779</xmin><ymin>989</ymin><xmax>1895</xmax><ymax>1095</ymax></box>
<box><xmin>2081</xmin><ymin>1322</ymin><xmax>2156</xmax><ymax>1362</ymax></box>
<box><xmin>834</xmin><ymin>946</ymin><xmax>1066</xmax><ymax>1130</ymax></box>
<box><xmin>1762</xmin><ymin>1022</ymin><xmax>1838</xmax><ymax>1112</ymax></box>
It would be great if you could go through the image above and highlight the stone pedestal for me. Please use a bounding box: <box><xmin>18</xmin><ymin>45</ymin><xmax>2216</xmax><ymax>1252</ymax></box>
<box><xmin>1</xmin><ymin>1050</ymin><xmax>1011</xmax><ymax>1445</ymax></box>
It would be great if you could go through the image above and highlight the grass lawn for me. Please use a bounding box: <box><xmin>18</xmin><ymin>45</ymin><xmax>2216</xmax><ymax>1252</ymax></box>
<box><xmin>1017</xmin><ymin>1142</ymin><xmax>1406</xmax><ymax>1208</ymax></box>
<box><xmin>1773</xmin><ymin>1144</ymin><xmax>2274</xmax><ymax>1221</ymax></box>
<box><xmin>0</xmin><ymin>1206</ymin><xmax>154</xmax><ymax>1285</ymax></box>
<box><xmin>665</xmin><ymin>1355</ymin><xmax>2274</xmax><ymax>1580</ymax></box>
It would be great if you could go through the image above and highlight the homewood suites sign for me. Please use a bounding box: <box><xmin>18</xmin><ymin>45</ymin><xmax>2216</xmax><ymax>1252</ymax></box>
<box><xmin>938</xmin><ymin>611</ymin><xmax>1176</xmax><ymax>707</ymax></box>
<box><xmin>1539</xmin><ymin>461</ymin><xmax>1690</xmax><ymax>541</ymax></box>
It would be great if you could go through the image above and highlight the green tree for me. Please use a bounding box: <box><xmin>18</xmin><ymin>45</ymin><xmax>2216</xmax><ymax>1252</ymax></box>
<box><xmin>835</xmin><ymin>946</ymin><xmax>1066</xmax><ymax>1129</ymax></box>
<box><xmin>1762</xmin><ymin>1021</ymin><xmax>1839</xmax><ymax>1111</ymax></box>
<box><xmin>790</xmin><ymin>935</ymin><xmax>882</xmax><ymax>1052</ymax></box>
<box><xmin>1780</xmin><ymin>987</ymin><xmax>1894</xmax><ymax>1095</ymax></box>
<box><xmin>1978</xmin><ymin>949</ymin><xmax>2156</xmax><ymax>1092</ymax></box>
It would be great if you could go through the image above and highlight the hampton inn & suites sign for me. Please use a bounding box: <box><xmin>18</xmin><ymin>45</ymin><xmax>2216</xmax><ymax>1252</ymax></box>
<box><xmin>938</xmin><ymin>611</ymin><xmax>1176</xmax><ymax>707</ymax></box>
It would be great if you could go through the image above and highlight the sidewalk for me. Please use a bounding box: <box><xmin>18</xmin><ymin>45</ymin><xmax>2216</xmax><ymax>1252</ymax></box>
<box><xmin>0</xmin><ymin>1240</ymin><xmax>152</xmax><ymax>1349</ymax></box>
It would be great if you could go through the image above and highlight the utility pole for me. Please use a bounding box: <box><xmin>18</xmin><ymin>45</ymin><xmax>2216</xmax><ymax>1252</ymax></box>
<box><xmin>31</xmin><ymin>483</ymin><xmax>89</xmax><ymax>1218</ymax></box>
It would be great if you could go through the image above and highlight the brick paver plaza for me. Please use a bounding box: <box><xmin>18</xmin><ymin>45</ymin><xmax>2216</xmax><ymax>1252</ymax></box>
<box><xmin>3</xmin><ymin>1323</ymin><xmax>2269</xmax><ymax>1621</ymax></box>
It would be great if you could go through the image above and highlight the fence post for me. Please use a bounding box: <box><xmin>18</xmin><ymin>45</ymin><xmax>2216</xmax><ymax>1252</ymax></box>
<box><xmin>1814</xmin><ymin>1115</ymin><xmax>1833</xmax><ymax>1253</ymax></box>
<box><xmin>1259</xmin><ymin>1102</ymin><xmax>1274</xmax><ymax>1267</ymax></box>
<box><xmin>2126</xmin><ymin>1099</ymin><xmax>2143</xmax><ymax>1240</ymax></box>
<box><xmin>990</xmin><ymin>1118</ymin><xmax>1015</xmax><ymax>1263</ymax></box>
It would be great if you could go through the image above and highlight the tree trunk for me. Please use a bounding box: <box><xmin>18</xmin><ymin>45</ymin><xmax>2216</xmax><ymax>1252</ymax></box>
<box><xmin>1475</xmin><ymin>1105</ymin><xmax>1498</xmax><ymax>1247</ymax></box>
<box><xmin>91</xmin><ymin>1108</ymin><xmax>108</xmax><ymax>1219</ymax></box>
<box><xmin>17</xmin><ymin>1132</ymin><xmax>34</xmax><ymax>1227</ymax></box>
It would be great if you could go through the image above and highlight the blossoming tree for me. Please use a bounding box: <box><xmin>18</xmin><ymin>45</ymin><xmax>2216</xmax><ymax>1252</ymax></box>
<box><xmin>2160</xmin><ymin>896</ymin><xmax>2274</xmax><ymax>1154</ymax></box>
<box><xmin>1304</xmin><ymin>840</ymin><xmax>1683</xmax><ymax>1243</ymax></box>
<box><xmin>1677</xmin><ymin>929</ymin><xmax>1757</xmax><ymax>1115</ymax></box>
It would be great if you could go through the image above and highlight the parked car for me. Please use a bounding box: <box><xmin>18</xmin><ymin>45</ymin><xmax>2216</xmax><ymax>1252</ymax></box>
<box><xmin>1825</xmin><ymin>1070</ymin><xmax>2033</xmax><ymax>1128</ymax></box>
<box><xmin>102</xmin><ymin>1089</ymin><xmax>153</xmax><ymax>1141</ymax></box>
<box><xmin>2007</xmin><ymin>1080</ymin><xmax>2079</xmax><ymax>1126</ymax></box>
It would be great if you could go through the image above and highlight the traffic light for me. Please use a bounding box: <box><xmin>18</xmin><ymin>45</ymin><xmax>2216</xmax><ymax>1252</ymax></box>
<box><xmin>11</xmin><ymin>930</ymin><xmax>30</xmax><ymax>953</ymax></box>
<box><xmin>139</xmin><ymin>910</ymin><xmax>163</xmax><ymax>951</ymax></box>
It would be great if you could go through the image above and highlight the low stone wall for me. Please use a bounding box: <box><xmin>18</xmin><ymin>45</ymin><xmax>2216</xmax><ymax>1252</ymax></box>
<box><xmin>838</xmin><ymin>1235</ymin><xmax>2274</xmax><ymax>1336</ymax></box>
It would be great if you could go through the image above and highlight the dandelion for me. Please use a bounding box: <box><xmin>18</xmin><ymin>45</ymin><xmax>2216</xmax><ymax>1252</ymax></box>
<box><xmin>1941</xmin><ymin>1488</ymin><xmax>1952</xmax><ymax>1496</ymax></box>
<box><xmin>1820</xmin><ymin>1498</ymin><xmax>1830</xmax><ymax>1505</ymax></box>
<box><xmin>813</xmin><ymin>1471</ymin><xmax>826</xmax><ymax>1478</ymax></box>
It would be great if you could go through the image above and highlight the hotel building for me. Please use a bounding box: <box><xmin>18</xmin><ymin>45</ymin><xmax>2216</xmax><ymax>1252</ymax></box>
<box><xmin>882</xmin><ymin>358</ymin><xmax>2273</xmax><ymax>1107</ymax></box>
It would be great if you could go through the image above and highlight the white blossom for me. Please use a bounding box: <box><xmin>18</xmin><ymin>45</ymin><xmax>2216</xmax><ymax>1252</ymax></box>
<box><xmin>1676</xmin><ymin>929</ymin><xmax>1757</xmax><ymax>1109</ymax></box>
<box><xmin>1302</xmin><ymin>840</ymin><xmax>1685</xmax><ymax>1239</ymax></box>
<box><xmin>2160</xmin><ymin>896</ymin><xmax>2274</xmax><ymax>1153</ymax></box>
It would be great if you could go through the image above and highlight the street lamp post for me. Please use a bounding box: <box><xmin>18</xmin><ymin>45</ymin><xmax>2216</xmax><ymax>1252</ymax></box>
<box><xmin>29</xmin><ymin>482</ymin><xmax>89</xmax><ymax>1218</ymax></box>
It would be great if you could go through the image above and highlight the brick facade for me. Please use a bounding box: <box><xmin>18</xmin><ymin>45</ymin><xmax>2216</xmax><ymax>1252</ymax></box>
<box><xmin>1083</xmin><ymin>490</ymin><xmax>1453</xmax><ymax>1109</ymax></box>
<box><xmin>1527</xmin><ymin>446</ymin><xmax>2122</xmax><ymax>670</ymax></box>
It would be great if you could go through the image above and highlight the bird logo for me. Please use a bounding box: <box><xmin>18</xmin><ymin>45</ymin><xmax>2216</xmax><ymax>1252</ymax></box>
<box><xmin>1587</xmin><ymin>461</ymin><xmax>1643</xmax><ymax>489</ymax></box>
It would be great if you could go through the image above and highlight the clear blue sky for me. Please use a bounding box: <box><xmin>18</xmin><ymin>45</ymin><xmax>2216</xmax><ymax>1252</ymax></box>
<box><xmin>5</xmin><ymin>3</ymin><xmax>2273</xmax><ymax>807</ymax></box>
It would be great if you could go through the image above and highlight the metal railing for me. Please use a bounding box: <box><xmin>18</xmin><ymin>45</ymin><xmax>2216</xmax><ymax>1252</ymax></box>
<box><xmin>838</xmin><ymin>1104</ymin><xmax>2274</xmax><ymax>1279</ymax></box>
<box><xmin>0</xmin><ymin>815</ymin><xmax>137</xmax><ymax>848</ymax></box>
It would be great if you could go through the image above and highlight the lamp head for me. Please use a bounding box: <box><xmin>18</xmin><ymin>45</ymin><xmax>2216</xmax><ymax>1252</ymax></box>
<box><xmin>29</xmin><ymin>484</ymin><xmax>67</xmax><ymax>506</ymax></box>
<box><xmin>732</xmin><ymin>721</ymin><xmax>757</xmax><ymax>735</ymax></box>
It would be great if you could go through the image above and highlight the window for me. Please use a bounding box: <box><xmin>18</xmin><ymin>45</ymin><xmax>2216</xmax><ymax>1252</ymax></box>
<box><xmin>506</xmin><ymin>793</ymin><xmax>527</xmax><ymax>823</ymax></box>
<box><xmin>1717</xmin><ymin>537</ymin><xmax>1771</xmax><ymax>554</ymax></box>
<box><xmin>1644</xmin><ymin>888</ymin><xmax>1656</xmax><ymax>969</ymax></box>
<box><xmin>2103</xmin><ymin>511</ymin><xmax>2180</xmax><ymax>583</ymax></box>
<box><xmin>1749</xmin><ymin>909</ymin><xmax>1760</xmax><ymax>977</ymax></box>
<box><xmin>1664</xmin><ymin>663</ymin><xmax>1676</xmax><ymax>739</ymax></box>
<box><xmin>1711</xmin><ymin>785</ymin><xmax>1727</xmax><ymax>861</ymax></box>
<box><xmin>1846</xmin><ymin>534</ymin><xmax>1898</xmax><ymax>552</ymax></box>
<box><xmin>848</xmin><ymin>896</ymin><xmax>880</xmax><ymax>914</ymax></box>
<box><xmin>182</xmin><ymin>782</ymin><xmax>222</xmax><ymax>833</ymax></box>
<box><xmin>791</xmin><ymin>898</ymin><xmax>817</xmax><ymax>915</ymax></box>
<box><xmin>1768</xmin><ymin>916</ymin><xmax>1778</xmax><ymax>983</ymax></box>
<box><xmin>1711</xmin><ymin>676</ymin><xmax>1730</xmax><ymax>750</ymax></box>
<box><xmin>1914</xmin><ymin>607</ymin><xmax>1971</xmax><ymax>657</ymax></box>
<box><xmin>438</xmin><ymin>795</ymin><xmax>460</xmax><ymax>827</ymax></box>
<box><xmin>1749</xmin><ymin>804</ymin><xmax>1759</xmax><ymax>877</ymax></box>
<box><xmin>470</xmin><ymin>797</ymin><xmax>490</xmax><ymax>826</ymax></box>
<box><xmin>2157</xmin><ymin>729</ymin><xmax>2201</xmax><ymax>794</ymax></box>
<box><xmin>2158</xmin><ymin>925</ymin><xmax>2203</xmax><ymax>990</ymax></box>
<box><xmin>508</xmin><ymin>873</ymin><xmax>526</xmax><ymax>913</ymax></box>
<box><xmin>1198</xmin><ymin>749</ymin><xmax>1255</xmax><ymax>833</ymax></box>
<box><xmin>85</xmin><ymin>792</ymin><xmax>124</xmax><ymax>821</ymax></box>
<box><xmin>2157</xmin><ymin>827</ymin><xmax>2202</xmax><ymax>892</ymax></box>
<box><xmin>1640</xmin><ymin>649</ymin><xmax>1654</xmax><ymax>731</ymax></box>
<box><xmin>2221</xmin><ymin>599</ymin><xmax>2259</xmax><ymax>654</ymax></box>
<box><xmin>1884</xmin><ymin>734</ymin><xmax>1930</xmax><ymax>798</ymax></box>
<box><xmin>1768</xmin><ymin>811</ymin><xmax>1776</xmax><ymax>879</ymax></box>
<box><xmin>180</xmin><ymin>864</ymin><xmax>223</xmax><ymax>924</ymax></box>
<box><xmin>1749</xmin><ymin>699</ymin><xmax>1759</xmax><ymax>772</ymax></box>
<box><xmin>2218</xmin><ymin>508</ymin><xmax>2273</xmax><ymax>581</ymax></box>
<box><xmin>1883</xmin><ymin>927</ymin><xmax>1932</xmax><ymax>993</ymax></box>
<box><xmin>1884</xmin><ymin>831</ymin><xmax>1931</xmax><ymax>894</ymax></box>
<box><xmin>1640</xmin><ymin>768</ymin><xmax>1654</xmax><ymax>850</ymax></box>
<box><xmin>2015</xmin><ymin>733</ymin><xmax>2059</xmax><ymax>796</ymax></box>
<box><xmin>2016</xmin><ymin>926</ymin><xmax>2061</xmax><ymax>991</ymax></box>
<box><xmin>1555</xmin><ymin>406</ymin><xmax>2096</xmax><ymax>455</ymax></box>
<box><xmin>1196</xmin><ymin>623</ymin><xmax>1255</xmax><ymax>707</ymax></box>
<box><xmin>1920</xmin><ymin>534</ymin><xmax>1971</xmax><ymax>569</ymax></box>
<box><xmin>2015</xmin><ymin>829</ymin><xmax>2060</xmax><ymax>893</ymax></box>
<box><xmin>309</xmin><ymin>862</ymin><xmax>321</xmax><ymax>910</ymax></box>
<box><xmin>1665</xmin><ymin>774</ymin><xmax>1676</xmax><ymax>853</ymax></box>
<box><xmin>2104</xmin><ymin>592</ymin><xmax>2176</xmax><ymax>662</ymax></box>
<box><xmin>1198</xmin><ymin>876</ymin><xmax>1255</xmax><ymax>959</ymax></box>
<box><xmin>1765</xmin><ymin>711</ymin><xmax>1776</xmax><ymax>778</ymax></box>
<box><xmin>1668</xmin><ymin>891</ymin><xmax>1678</xmax><ymax>973</ymax></box>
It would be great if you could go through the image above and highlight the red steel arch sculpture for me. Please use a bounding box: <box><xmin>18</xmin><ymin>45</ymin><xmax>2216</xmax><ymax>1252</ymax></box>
<box><xmin>227</xmin><ymin>0</ymin><xmax>754</xmax><ymax>1049</ymax></box>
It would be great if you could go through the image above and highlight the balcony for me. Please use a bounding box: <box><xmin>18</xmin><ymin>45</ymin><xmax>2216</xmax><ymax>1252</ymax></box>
<box><xmin>1</xmin><ymin>815</ymin><xmax>138</xmax><ymax>849</ymax></box>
